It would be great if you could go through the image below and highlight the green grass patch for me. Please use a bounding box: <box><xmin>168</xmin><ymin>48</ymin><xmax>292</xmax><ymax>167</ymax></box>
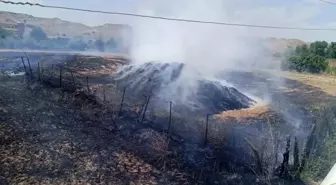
<box><xmin>301</xmin><ymin>105</ymin><xmax>336</xmax><ymax>183</ymax></box>
<box><xmin>326</xmin><ymin>66</ymin><xmax>336</xmax><ymax>75</ymax></box>
<box><xmin>301</xmin><ymin>135</ymin><xmax>336</xmax><ymax>183</ymax></box>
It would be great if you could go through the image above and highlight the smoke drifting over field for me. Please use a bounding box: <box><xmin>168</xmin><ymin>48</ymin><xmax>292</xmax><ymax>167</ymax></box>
<box><xmin>122</xmin><ymin>0</ymin><xmax>278</xmax><ymax>109</ymax></box>
<box><xmin>115</xmin><ymin>1</ymin><xmax>315</xmax><ymax>150</ymax></box>
<box><xmin>130</xmin><ymin>0</ymin><xmax>262</xmax><ymax>71</ymax></box>
<box><xmin>112</xmin><ymin>62</ymin><xmax>255</xmax><ymax>113</ymax></box>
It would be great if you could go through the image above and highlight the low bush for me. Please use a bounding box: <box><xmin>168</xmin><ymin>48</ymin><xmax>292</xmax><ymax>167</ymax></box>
<box><xmin>0</xmin><ymin>27</ymin><xmax>12</xmax><ymax>39</ymax></box>
<box><xmin>282</xmin><ymin>55</ymin><xmax>328</xmax><ymax>73</ymax></box>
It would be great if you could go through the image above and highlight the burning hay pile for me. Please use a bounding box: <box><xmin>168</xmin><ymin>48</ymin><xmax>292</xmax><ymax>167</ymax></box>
<box><xmin>110</xmin><ymin>62</ymin><xmax>256</xmax><ymax>114</ymax></box>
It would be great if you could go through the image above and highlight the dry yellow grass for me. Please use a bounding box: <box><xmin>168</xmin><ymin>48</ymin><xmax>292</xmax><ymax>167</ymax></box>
<box><xmin>75</xmin><ymin>63</ymin><xmax>118</xmax><ymax>76</ymax></box>
<box><xmin>328</xmin><ymin>59</ymin><xmax>336</xmax><ymax>67</ymax></box>
<box><xmin>285</xmin><ymin>71</ymin><xmax>336</xmax><ymax>96</ymax></box>
<box><xmin>215</xmin><ymin>104</ymin><xmax>270</xmax><ymax>121</ymax></box>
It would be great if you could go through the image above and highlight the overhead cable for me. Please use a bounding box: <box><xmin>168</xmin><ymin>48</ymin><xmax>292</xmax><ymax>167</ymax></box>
<box><xmin>1</xmin><ymin>0</ymin><xmax>336</xmax><ymax>31</ymax></box>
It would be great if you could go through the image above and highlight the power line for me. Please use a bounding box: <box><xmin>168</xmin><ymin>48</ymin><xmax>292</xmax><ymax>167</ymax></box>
<box><xmin>317</xmin><ymin>0</ymin><xmax>336</xmax><ymax>4</ymax></box>
<box><xmin>1</xmin><ymin>0</ymin><xmax>336</xmax><ymax>31</ymax></box>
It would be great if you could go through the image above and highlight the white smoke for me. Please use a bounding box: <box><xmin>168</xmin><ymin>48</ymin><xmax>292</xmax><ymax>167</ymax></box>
<box><xmin>112</xmin><ymin>0</ymin><xmax>314</xmax><ymax>164</ymax></box>
<box><xmin>130</xmin><ymin>0</ymin><xmax>257</xmax><ymax>73</ymax></box>
<box><xmin>127</xmin><ymin>0</ymin><xmax>268</xmax><ymax>105</ymax></box>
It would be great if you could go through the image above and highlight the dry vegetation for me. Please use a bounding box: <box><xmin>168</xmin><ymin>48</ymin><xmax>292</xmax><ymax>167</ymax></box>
<box><xmin>65</xmin><ymin>56</ymin><xmax>122</xmax><ymax>76</ymax></box>
<box><xmin>285</xmin><ymin>71</ymin><xmax>336</xmax><ymax>96</ymax></box>
<box><xmin>328</xmin><ymin>59</ymin><xmax>336</xmax><ymax>67</ymax></box>
<box><xmin>215</xmin><ymin>104</ymin><xmax>270</xmax><ymax>121</ymax></box>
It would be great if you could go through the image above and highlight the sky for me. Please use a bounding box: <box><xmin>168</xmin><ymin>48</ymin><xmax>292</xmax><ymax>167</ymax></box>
<box><xmin>1</xmin><ymin>0</ymin><xmax>336</xmax><ymax>41</ymax></box>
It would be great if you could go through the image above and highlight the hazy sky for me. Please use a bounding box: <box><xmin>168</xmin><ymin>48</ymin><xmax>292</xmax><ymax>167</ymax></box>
<box><xmin>1</xmin><ymin>0</ymin><xmax>336</xmax><ymax>41</ymax></box>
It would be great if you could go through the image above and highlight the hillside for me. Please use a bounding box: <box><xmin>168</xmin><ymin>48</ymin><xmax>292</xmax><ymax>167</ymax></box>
<box><xmin>261</xmin><ymin>37</ymin><xmax>306</xmax><ymax>54</ymax></box>
<box><xmin>0</xmin><ymin>11</ymin><xmax>306</xmax><ymax>53</ymax></box>
<box><xmin>0</xmin><ymin>11</ymin><xmax>132</xmax><ymax>40</ymax></box>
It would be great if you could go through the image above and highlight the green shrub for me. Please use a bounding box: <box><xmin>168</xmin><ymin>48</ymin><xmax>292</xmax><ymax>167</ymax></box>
<box><xmin>30</xmin><ymin>27</ymin><xmax>47</xmax><ymax>41</ymax></box>
<box><xmin>0</xmin><ymin>38</ymin><xmax>5</xmax><ymax>48</ymax></box>
<box><xmin>95</xmin><ymin>39</ymin><xmax>105</xmax><ymax>52</ymax></box>
<box><xmin>0</xmin><ymin>27</ymin><xmax>12</xmax><ymax>39</ymax></box>
<box><xmin>68</xmin><ymin>39</ymin><xmax>87</xmax><ymax>51</ymax></box>
<box><xmin>282</xmin><ymin>55</ymin><xmax>328</xmax><ymax>73</ymax></box>
<box><xmin>302</xmin><ymin>135</ymin><xmax>336</xmax><ymax>181</ymax></box>
<box><xmin>295</xmin><ymin>44</ymin><xmax>310</xmax><ymax>56</ymax></box>
<box><xmin>310</xmin><ymin>41</ymin><xmax>328</xmax><ymax>57</ymax></box>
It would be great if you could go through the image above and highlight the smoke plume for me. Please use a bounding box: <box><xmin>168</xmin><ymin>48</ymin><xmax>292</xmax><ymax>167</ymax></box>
<box><xmin>123</xmin><ymin>0</ymin><xmax>275</xmax><ymax>107</ymax></box>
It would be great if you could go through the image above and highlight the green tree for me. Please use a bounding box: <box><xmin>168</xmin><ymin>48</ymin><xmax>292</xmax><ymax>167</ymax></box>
<box><xmin>30</xmin><ymin>27</ymin><xmax>47</xmax><ymax>41</ymax></box>
<box><xmin>295</xmin><ymin>44</ymin><xmax>309</xmax><ymax>56</ymax></box>
<box><xmin>310</xmin><ymin>41</ymin><xmax>328</xmax><ymax>57</ymax></box>
<box><xmin>105</xmin><ymin>37</ymin><xmax>118</xmax><ymax>52</ymax></box>
<box><xmin>0</xmin><ymin>27</ymin><xmax>12</xmax><ymax>39</ymax></box>
<box><xmin>283</xmin><ymin>54</ymin><xmax>328</xmax><ymax>73</ymax></box>
<box><xmin>106</xmin><ymin>38</ymin><xmax>117</xmax><ymax>48</ymax></box>
<box><xmin>301</xmin><ymin>44</ymin><xmax>309</xmax><ymax>55</ymax></box>
<box><xmin>95</xmin><ymin>38</ymin><xmax>105</xmax><ymax>52</ymax></box>
<box><xmin>68</xmin><ymin>39</ymin><xmax>87</xmax><ymax>51</ymax></box>
<box><xmin>327</xmin><ymin>42</ymin><xmax>336</xmax><ymax>59</ymax></box>
<box><xmin>0</xmin><ymin>38</ymin><xmax>6</xmax><ymax>48</ymax></box>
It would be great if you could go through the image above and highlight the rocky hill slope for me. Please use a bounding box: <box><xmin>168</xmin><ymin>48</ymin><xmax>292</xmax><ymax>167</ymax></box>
<box><xmin>0</xmin><ymin>11</ymin><xmax>132</xmax><ymax>40</ymax></box>
<box><xmin>0</xmin><ymin>11</ymin><xmax>305</xmax><ymax>52</ymax></box>
<box><xmin>261</xmin><ymin>37</ymin><xmax>306</xmax><ymax>53</ymax></box>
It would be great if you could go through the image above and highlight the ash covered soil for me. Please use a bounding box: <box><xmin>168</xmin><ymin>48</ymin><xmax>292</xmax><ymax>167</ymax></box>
<box><xmin>0</xmin><ymin>72</ymin><xmax>275</xmax><ymax>185</ymax></box>
<box><xmin>0</xmin><ymin>76</ymin><xmax>193</xmax><ymax>185</ymax></box>
<box><xmin>221</xmin><ymin>70</ymin><xmax>336</xmax><ymax>110</ymax></box>
<box><xmin>0</xmin><ymin>55</ymin><xmax>334</xmax><ymax>185</ymax></box>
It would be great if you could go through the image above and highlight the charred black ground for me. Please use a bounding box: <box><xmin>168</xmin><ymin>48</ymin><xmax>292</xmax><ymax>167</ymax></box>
<box><xmin>1</xmin><ymin>54</ymin><xmax>335</xmax><ymax>185</ymax></box>
<box><xmin>111</xmin><ymin>62</ymin><xmax>256</xmax><ymax>114</ymax></box>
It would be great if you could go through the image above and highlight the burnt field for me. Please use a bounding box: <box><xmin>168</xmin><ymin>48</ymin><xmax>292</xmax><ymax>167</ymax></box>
<box><xmin>0</xmin><ymin>54</ymin><xmax>335</xmax><ymax>185</ymax></box>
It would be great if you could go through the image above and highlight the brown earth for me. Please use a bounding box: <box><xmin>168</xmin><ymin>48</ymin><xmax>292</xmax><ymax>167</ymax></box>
<box><xmin>328</xmin><ymin>59</ymin><xmax>336</xmax><ymax>67</ymax></box>
<box><xmin>261</xmin><ymin>37</ymin><xmax>306</xmax><ymax>53</ymax></box>
<box><xmin>0</xmin><ymin>11</ymin><xmax>132</xmax><ymax>40</ymax></box>
<box><xmin>0</xmin><ymin>11</ymin><xmax>306</xmax><ymax>53</ymax></box>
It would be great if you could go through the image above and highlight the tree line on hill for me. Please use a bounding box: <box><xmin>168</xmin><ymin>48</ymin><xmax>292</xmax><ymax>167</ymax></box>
<box><xmin>282</xmin><ymin>41</ymin><xmax>336</xmax><ymax>74</ymax></box>
<box><xmin>0</xmin><ymin>26</ymin><xmax>120</xmax><ymax>52</ymax></box>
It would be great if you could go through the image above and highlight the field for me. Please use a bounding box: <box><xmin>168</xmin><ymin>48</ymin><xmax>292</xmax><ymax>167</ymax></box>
<box><xmin>0</xmin><ymin>54</ymin><xmax>193</xmax><ymax>185</ymax></box>
<box><xmin>285</xmin><ymin>71</ymin><xmax>336</xmax><ymax>96</ymax></box>
<box><xmin>0</xmin><ymin>52</ymin><xmax>335</xmax><ymax>185</ymax></box>
<box><xmin>0</xmin><ymin>49</ymin><xmax>129</xmax><ymax>60</ymax></box>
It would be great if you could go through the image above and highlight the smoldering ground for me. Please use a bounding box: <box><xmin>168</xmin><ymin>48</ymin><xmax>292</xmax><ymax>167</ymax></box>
<box><xmin>1</xmin><ymin>51</ymin><xmax>333</xmax><ymax>185</ymax></box>
<box><xmin>107</xmin><ymin>0</ymin><xmax>324</xmax><ymax>179</ymax></box>
<box><xmin>1</xmin><ymin>0</ymin><xmax>333</xmax><ymax>184</ymax></box>
<box><xmin>126</xmin><ymin>0</ymin><xmax>283</xmax><ymax>105</ymax></box>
